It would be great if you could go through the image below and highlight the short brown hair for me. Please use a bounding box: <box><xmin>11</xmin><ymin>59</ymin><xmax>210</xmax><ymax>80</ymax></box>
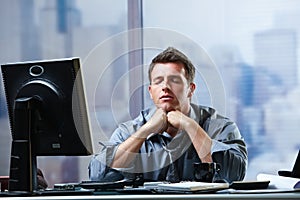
<box><xmin>148</xmin><ymin>47</ymin><xmax>195</xmax><ymax>84</ymax></box>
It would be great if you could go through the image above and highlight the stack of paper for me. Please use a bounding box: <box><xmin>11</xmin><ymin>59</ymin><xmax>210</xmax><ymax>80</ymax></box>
<box><xmin>257</xmin><ymin>173</ymin><xmax>300</xmax><ymax>189</ymax></box>
<box><xmin>157</xmin><ymin>181</ymin><xmax>229</xmax><ymax>192</ymax></box>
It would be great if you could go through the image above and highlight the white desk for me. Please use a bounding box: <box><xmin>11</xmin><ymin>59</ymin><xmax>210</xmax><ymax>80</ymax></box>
<box><xmin>1</xmin><ymin>192</ymin><xmax>300</xmax><ymax>200</ymax></box>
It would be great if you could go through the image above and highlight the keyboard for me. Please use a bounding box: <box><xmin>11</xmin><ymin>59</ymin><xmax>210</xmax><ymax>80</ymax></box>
<box><xmin>79</xmin><ymin>179</ymin><xmax>134</xmax><ymax>190</ymax></box>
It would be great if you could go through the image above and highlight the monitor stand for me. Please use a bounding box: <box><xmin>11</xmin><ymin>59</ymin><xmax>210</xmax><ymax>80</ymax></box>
<box><xmin>8</xmin><ymin>97</ymin><xmax>40</xmax><ymax>193</ymax></box>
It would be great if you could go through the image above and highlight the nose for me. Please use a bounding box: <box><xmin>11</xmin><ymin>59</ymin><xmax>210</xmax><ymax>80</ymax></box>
<box><xmin>161</xmin><ymin>81</ymin><xmax>170</xmax><ymax>92</ymax></box>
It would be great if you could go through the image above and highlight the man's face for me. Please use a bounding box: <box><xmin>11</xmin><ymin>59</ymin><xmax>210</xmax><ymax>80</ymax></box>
<box><xmin>148</xmin><ymin>62</ymin><xmax>195</xmax><ymax>114</ymax></box>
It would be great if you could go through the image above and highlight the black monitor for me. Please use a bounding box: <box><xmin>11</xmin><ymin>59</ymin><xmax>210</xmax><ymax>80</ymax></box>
<box><xmin>278</xmin><ymin>150</ymin><xmax>300</xmax><ymax>179</ymax></box>
<box><xmin>1</xmin><ymin>58</ymin><xmax>93</xmax><ymax>193</ymax></box>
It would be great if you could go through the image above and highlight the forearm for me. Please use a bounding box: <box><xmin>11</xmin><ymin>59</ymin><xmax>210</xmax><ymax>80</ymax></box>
<box><xmin>184</xmin><ymin>119</ymin><xmax>213</xmax><ymax>162</ymax></box>
<box><xmin>186</xmin><ymin>120</ymin><xmax>247</xmax><ymax>182</ymax></box>
<box><xmin>110</xmin><ymin>125</ymin><xmax>150</xmax><ymax>168</ymax></box>
<box><xmin>111</xmin><ymin>109</ymin><xmax>169</xmax><ymax>168</ymax></box>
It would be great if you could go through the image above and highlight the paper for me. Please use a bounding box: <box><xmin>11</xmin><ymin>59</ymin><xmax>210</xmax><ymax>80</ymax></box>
<box><xmin>257</xmin><ymin>173</ymin><xmax>300</xmax><ymax>189</ymax></box>
<box><xmin>157</xmin><ymin>181</ymin><xmax>229</xmax><ymax>192</ymax></box>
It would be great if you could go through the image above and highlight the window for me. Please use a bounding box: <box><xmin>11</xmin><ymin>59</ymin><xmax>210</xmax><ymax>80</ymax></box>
<box><xmin>1</xmin><ymin>0</ymin><xmax>299</xmax><ymax>187</ymax></box>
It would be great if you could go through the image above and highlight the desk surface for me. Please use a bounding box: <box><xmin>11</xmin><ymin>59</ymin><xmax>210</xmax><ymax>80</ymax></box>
<box><xmin>1</xmin><ymin>192</ymin><xmax>300</xmax><ymax>200</ymax></box>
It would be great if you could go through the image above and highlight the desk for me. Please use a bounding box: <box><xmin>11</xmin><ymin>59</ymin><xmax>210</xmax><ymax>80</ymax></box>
<box><xmin>1</xmin><ymin>192</ymin><xmax>300</xmax><ymax>200</ymax></box>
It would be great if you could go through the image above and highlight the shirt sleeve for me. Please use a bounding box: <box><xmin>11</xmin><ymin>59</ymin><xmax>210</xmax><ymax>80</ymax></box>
<box><xmin>107</xmin><ymin>123</ymin><xmax>137</xmax><ymax>170</ymax></box>
<box><xmin>89</xmin><ymin>121</ymin><xmax>140</xmax><ymax>181</ymax></box>
<box><xmin>205</xmin><ymin>118</ymin><xmax>248</xmax><ymax>182</ymax></box>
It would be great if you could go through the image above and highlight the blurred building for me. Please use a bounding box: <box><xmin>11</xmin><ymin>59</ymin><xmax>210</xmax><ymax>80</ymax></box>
<box><xmin>254</xmin><ymin>29</ymin><xmax>298</xmax><ymax>104</ymax></box>
<box><xmin>0</xmin><ymin>0</ymin><xmax>126</xmax><ymax>187</ymax></box>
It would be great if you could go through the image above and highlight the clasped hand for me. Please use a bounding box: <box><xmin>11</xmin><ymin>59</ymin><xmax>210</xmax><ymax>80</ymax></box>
<box><xmin>147</xmin><ymin>108</ymin><xmax>190</xmax><ymax>136</ymax></box>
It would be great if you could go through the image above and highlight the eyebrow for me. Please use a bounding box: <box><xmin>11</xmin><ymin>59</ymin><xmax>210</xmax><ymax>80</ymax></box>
<box><xmin>168</xmin><ymin>75</ymin><xmax>182</xmax><ymax>79</ymax></box>
<box><xmin>152</xmin><ymin>75</ymin><xmax>183</xmax><ymax>82</ymax></box>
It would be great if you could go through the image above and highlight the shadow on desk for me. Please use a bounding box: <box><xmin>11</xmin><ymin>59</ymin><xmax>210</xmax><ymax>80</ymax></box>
<box><xmin>1</xmin><ymin>188</ymin><xmax>300</xmax><ymax>199</ymax></box>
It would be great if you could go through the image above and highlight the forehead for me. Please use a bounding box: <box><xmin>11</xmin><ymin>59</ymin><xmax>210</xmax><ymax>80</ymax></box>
<box><xmin>151</xmin><ymin>62</ymin><xmax>186</xmax><ymax>78</ymax></box>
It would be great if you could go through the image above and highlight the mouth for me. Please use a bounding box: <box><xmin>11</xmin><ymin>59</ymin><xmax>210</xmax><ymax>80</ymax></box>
<box><xmin>159</xmin><ymin>94</ymin><xmax>174</xmax><ymax>101</ymax></box>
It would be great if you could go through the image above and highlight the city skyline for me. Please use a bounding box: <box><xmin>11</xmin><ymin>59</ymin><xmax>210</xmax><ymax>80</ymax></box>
<box><xmin>0</xmin><ymin>0</ymin><xmax>299</xmax><ymax>186</ymax></box>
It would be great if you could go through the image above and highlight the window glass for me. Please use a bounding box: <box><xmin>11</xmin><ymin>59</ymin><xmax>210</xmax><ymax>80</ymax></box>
<box><xmin>0</xmin><ymin>0</ymin><xmax>127</xmax><ymax>187</ymax></box>
<box><xmin>144</xmin><ymin>0</ymin><xmax>300</xmax><ymax>179</ymax></box>
<box><xmin>1</xmin><ymin>0</ymin><xmax>300</xmax><ymax>187</ymax></box>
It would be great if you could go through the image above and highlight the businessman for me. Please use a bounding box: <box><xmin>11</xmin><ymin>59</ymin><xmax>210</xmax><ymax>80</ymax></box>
<box><xmin>89</xmin><ymin>47</ymin><xmax>247</xmax><ymax>183</ymax></box>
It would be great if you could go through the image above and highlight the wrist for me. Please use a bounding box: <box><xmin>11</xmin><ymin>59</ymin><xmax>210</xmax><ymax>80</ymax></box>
<box><xmin>137</xmin><ymin>123</ymin><xmax>155</xmax><ymax>138</ymax></box>
<box><xmin>183</xmin><ymin>117</ymin><xmax>197</xmax><ymax>133</ymax></box>
<box><xmin>201</xmin><ymin>154</ymin><xmax>213</xmax><ymax>163</ymax></box>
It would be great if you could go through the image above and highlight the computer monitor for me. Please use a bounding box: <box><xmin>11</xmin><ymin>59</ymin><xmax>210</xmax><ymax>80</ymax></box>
<box><xmin>1</xmin><ymin>58</ymin><xmax>93</xmax><ymax>193</ymax></box>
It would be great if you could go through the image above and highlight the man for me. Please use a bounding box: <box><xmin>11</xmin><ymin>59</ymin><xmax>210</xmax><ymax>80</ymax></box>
<box><xmin>89</xmin><ymin>47</ymin><xmax>247</xmax><ymax>183</ymax></box>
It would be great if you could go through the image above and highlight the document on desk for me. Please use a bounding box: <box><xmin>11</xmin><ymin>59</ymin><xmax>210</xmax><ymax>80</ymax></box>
<box><xmin>157</xmin><ymin>181</ymin><xmax>229</xmax><ymax>192</ymax></box>
<box><xmin>257</xmin><ymin>173</ymin><xmax>300</xmax><ymax>189</ymax></box>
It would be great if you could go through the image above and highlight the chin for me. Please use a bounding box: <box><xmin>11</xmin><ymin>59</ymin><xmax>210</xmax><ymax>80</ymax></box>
<box><xmin>159</xmin><ymin>103</ymin><xmax>177</xmax><ymax>112</ymax></box>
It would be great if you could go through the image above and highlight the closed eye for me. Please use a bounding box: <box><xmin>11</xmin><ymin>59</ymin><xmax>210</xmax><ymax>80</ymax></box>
<box><xmin>169</xmin><ymin>76</ymin><xmax>182</xmax><ymax>84</ymax></box>
<box><xmin>152</xmin><ymin>77</ymin><xmax>163</xmax><ymax>85</ymax></box>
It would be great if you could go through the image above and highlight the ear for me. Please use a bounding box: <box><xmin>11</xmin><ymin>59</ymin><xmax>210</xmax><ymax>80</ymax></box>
<box><xmin>188</xmin><ymin>83</ymin><xmax>196</xmax><ymax>98</ymax></box>
<box><xmin>148</xmin><ymin>85</ymin><xmax>154</xmax><ymax>99</ymax></box>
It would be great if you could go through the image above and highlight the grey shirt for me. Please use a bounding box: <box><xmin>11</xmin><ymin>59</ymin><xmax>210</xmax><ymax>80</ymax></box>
<box><xmin>89</xmin><ymin>103</ymin><xmax>248</xmax><ymax>183</ymax></box>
